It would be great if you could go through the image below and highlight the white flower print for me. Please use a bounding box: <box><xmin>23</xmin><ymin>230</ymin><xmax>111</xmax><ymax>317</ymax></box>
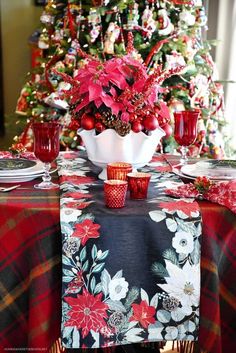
<box><xmin>172</xmin><ymin>231</ymin><xmax>194</xmax><ymax>255</ymax></box>
<box><xmin>148</xmin><ymin>322</ymin><xmax>164</xmax><ymax>341</ymax></box>
<box><xmin>158</xmin><ymin>260</ymin><xmax>200</xmax><ymax>309</ymax></box>
<box><xmin>60</xmin><ymin>207</ymin><xmax>82</xmax><ymax>223</ymax></box>
<box><xmin>108</xmin><ymin>277</ymin><xmax>129</xmax><ymax>301</ymax></box>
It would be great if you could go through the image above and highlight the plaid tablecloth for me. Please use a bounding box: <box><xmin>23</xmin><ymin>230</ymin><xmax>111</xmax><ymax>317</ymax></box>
<box><xmin>164</xmin><ymin>155</ymin><xmax>236</xmax><ymax>353</ymax></box>
<box><xmin>0</xmin><ymin>178</ymin><xmax>61</xmax><ymax>352</ymax></box>
<box><xmin>0</xmin><ymin>152</ymin><xmax>235</xmax><ymax>353</ymax></box>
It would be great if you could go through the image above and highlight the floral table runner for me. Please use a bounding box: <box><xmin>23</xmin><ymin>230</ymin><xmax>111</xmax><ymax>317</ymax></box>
<box><xmin>57</xmin><ymin>152</ymin><xmax>202</xmax><ymax>349</ymax></box>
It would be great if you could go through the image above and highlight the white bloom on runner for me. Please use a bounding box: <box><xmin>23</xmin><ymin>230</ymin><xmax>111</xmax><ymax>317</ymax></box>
<box><xmin>158</xmin><ymin>260</ymin><xmax>200</xmax><ymax>309</ymax></box>
<box><xmin>172</xmin><ymin>231</ymin><xmax>194</xmax><ymax>255</ymax></box>
<box><xmin>108</xmin><ymin>277</ymin><xmax>129</xmax><ymax>301</ymax></box>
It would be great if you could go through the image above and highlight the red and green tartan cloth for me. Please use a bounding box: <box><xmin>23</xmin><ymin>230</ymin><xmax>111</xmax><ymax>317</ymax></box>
<box><xmin>0</xmin><ymin>153</ymin><xmax>236</xmax><ymax>353</ymax></box>
<box><xmin>163</xmin><ymin>155</ymin><xmax>236</xmax><ymax>353</ymax></box>
<box><xmin>0</xmin><ymin>181</ymin><xmax>61</xmax><ymax>351</ymax></box>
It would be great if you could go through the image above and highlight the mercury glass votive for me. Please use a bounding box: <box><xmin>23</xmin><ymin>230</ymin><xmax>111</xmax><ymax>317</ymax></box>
<box><xmin>104</xmin><ymin>180</ymin><xmax>128</xmax><ymax>208</ymax></box>
<box><xmin>127</xmin><ymin>172</ymin><xmax>151</xmax><ymax>200</ymax></box>
<box><xmin>107</xmin><ymin>162</ymin><xmax>133</xmax><ymax>181</ymax></box>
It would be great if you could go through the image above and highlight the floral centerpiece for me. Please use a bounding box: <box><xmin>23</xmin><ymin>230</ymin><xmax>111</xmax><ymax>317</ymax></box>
<box><xmin>58</xmin><ymin>44</ymin><xmax>184</xmax><ymax>136</ymax></box>
<box><xmin>57</xmin><ymin>42</ymin><xmax>184</xmax><ymax>179</ymax></box>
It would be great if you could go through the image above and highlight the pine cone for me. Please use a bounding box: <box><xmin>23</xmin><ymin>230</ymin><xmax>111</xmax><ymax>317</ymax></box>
<box><xmin>101</xmin><ymin>111</ymin><xmax>117</xmax><ymax>128</ymax></box>
<box><xmin>115</xmin><ymin>120</ymin><xmax>131</xmax><ymax>137</ymax></box>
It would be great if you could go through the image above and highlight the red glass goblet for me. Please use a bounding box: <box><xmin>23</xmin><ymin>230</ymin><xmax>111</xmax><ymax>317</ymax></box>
<box><xmin>32</xmin><ymin>121</ymin><xmax>61</xmax><ymax>189</ymax></box>
<box><xmin>173</xmin><ymin>110</ymin><xmax>200</xmax><ymax>165</ymax></box>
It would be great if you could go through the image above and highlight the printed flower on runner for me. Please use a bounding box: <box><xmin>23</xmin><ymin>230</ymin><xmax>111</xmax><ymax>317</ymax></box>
<box><xmin>60</xmin><ymin>207</ymin><xmax>82</xmax><ymax>223</ymax></box>
<box><xmin>159</xmin><ymin>200</ymin><xmax>199</xmax><ymax>217</ymax></box>
<box><xmin>72</xmin><ymin>219</ymin><xmax>100</xmax><ymax>245</ymax></box>
<box><xmin>172</xmin><ymin>231</ymin><xmax>194</xmax><ymax>255</ymax></box>
<box><xmin>108</xmin><ymin>277</ymin><xmax>129</xmax><ymax>301</ymax></box>
<box><xmin>67</xmin><ymin>270</ymin><xmax>85</xmax><ymax>294</ymax></box>
<box><xmin>130</xmin><ymin>300</ymin><xmax>156</xmax><ymax>329</ymax></box>
<box><xmin>64</xmin><ymin>289</ymin><xmax>109</xmax><ymax>338</ymax></box>
<box><xmin>158</xmin><ymin>260</ymin><xmax>200</xmax><ymax>309</ymax></box>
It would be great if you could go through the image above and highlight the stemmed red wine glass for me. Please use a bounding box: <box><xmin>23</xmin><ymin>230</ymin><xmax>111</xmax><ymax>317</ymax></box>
<box><xmin>173</xmin><ymin>110</ymin><xmax>200</xmax><ymax>165</ymax></box>
<box><xmin>32</xmin><ymin>121</ymin><xmax>61</xmax><ymax>189</ymax></box>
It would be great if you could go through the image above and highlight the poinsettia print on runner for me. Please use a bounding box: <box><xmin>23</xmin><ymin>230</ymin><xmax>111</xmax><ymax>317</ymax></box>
<box><xmin>72</xmin><ymin>219</ymin><xmax>101</xmax><ymax>246</ymax></box>
<box><xmin>130</xmin><ymin>300</ymin><xmax>156</xmax><ymax>329</ymax></box>
<box><xmin>57</xmin><ymin>152</ymin><xmax>202</xmax><ymax>348</ymax></box>
<box><xmin>64</xmin><ymin>289</ymin><xmax>109</xmax><ymax>338</ymax></box>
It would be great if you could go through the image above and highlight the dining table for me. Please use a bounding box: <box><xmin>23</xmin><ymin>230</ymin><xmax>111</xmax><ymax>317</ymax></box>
<box><xmin>0</xmin><ymin>151</ymin><xmax>235</xmax><ymax>353</ymax></box>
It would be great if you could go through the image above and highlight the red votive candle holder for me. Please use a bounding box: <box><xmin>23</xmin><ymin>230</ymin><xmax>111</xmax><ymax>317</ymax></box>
<box><xmin>107</xmin><ymin>162</ymin><xmax>133</xmax><ymax>181</ymax></box>
<box><xmin>127</xmin><ymin>172</ymin><xmax>151</xmax><ymax>200</ymax></box>
<box><xmin>104</xmin><ymin>180</ymin><xmax>128</xmax><ymax>208</ymax></box>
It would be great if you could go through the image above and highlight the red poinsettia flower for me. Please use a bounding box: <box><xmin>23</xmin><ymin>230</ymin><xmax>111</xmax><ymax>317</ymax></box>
<box><xmin>151</xmin><ymin>155</ymin><xmax>165</xmax><ymax>163</ymax></box>
<box><xmin>130</xmin><ymin>300</ymin><xmax>156</xmax><ymax>329</ymax></box>
<box><xmin>62</xmin><ymin>152</ymin><xmax>79</xmax><ymax>159</ymax></box>
<box><xmin>65</xmin><ymin>201</ymin><xmax>93</xmax><ymax>210</ymax></box>
<box><xmin>155</xmin><ymin>165</ymin><xmax>172</xmax><ymax>173</ymax></box>
<box><xmin>65</xmin><ymin>191</ymin><xmax>92</xmax><ymax>199</ymax></box>
<box><xmin>56</xmin><ymin>38</ymin><xmax>184</xmax><ymax>137</ymax></box>
<box><xmin>64</xmin><ymin>289</ymin><xmax>109</xmax><ymax>338</ymax></box>
<box><xmin>159</xmin><ymin>200</ymin><xmax>199</xmax><ymax>217</ymax></box>
<box><xmin>67</xmin><ymin>270</ymin><xmax>85</xmax><ymax>293</ymax></box>
<box><xmin>72</xmin><ymin>219</ymin><xmax>100</xmax><ymax>245</ymax></box>
<box><xmin>60</xmin><ymin>175</ymin><xmax>95</xmax><ymax>185</ymax></box>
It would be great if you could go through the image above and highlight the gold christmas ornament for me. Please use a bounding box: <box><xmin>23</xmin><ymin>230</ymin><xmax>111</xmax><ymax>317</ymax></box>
<box><xmin>168</xmin><ymin>98</ymin><xmax>185</xmax><ymax>113</ymax></box>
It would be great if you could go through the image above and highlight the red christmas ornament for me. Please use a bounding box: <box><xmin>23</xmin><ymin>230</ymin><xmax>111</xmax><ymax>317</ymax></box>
<box><xmin>95</xmin><ymin>122</ymin><xmax>106</xmax><ymax>133</ymax></box>
<box><xmin>142</xmin><ymin>115</ymin><xmax>159</xmax><ymax>131</ymax></box>
<box><xmin>92</xmin><ymin>0</ymin><xmax>104</xmax><ymax>5</ymax></box>
<box><xmin>131</xmin><ymin>121</ymin><xmax>143</xmax><ymax>133</ymax></box>
<box><xmin>81</xmin><ymin>114</ymin><xmax>95</xmax><ymax>130</ymax></box>
<box><xmin>68</xmin><ymin>119</ymin><xmax>81</xmax><ymax>131</ymax></box>
<box><xmin>162</xmin><ymin>123</ymin><xmax>173</xmax><ymax>139</ymax></box>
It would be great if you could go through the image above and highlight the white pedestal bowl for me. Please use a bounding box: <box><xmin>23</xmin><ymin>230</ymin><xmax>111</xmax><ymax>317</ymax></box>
<box><xmin>78</xmin><ymin>128</ymin><xmax>165</xmax><ymax>180</ymax></box>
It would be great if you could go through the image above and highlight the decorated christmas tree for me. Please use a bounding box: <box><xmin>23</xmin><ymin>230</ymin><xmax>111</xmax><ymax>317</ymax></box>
<box><xmin>14</xmin><ymin>0</ymin><xmax>226</xmax><ymax>158</ymax></box>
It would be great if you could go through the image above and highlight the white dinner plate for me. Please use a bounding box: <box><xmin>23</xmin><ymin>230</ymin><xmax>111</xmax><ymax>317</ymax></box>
<box><xmin>172</xmin><ymin>168</ymin><xmax>195</xmax><ymax>181</ymax></box>
<box><xmin>181</xmin><ymin>160</ymin><xmax>236</xmax><ymax>180</ymax></box>
<box><xmin>0</xmin><ymin>159</ymin><xmax>44</xmax><ymax>176</ymax></box>
<box><xmin>0</xmin><ymin>169</ymin><xmax>57</xmax><ymax>183</ymax></box>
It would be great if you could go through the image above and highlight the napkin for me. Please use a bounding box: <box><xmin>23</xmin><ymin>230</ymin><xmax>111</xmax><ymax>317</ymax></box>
<box><xmin>165</xmin><ymin>177</ymin><xmax>236</xmax><ymax>214</ymax></box>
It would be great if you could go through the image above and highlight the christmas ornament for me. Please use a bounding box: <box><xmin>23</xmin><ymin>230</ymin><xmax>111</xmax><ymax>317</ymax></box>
<box><xmin>40</xmin><ymin>11</ymin><xmax>55</xmax><ymax>25</ymax></box>
<box><xmin>104</xmin><ymin>22</ymin><xmax>120</xmax><ymax>54</ymax></box>
<box><xmin>168</xmin><ymin>98</ymin><xmax>185</xmax><ymax>113</ymax></box>
<box><xmin>88</xmin><ymin>8</ymin><xmax>101</xmax><ymax>43</ymax></box>
<box><xmin>95</xmin><ymin>122</ymin><xmax>106</xmax><ymax>133</ymax></box>
<box><xmin>92</xmin><ymin>0</ymin><xmax>104</xmax><ymax>6</ymax></box>
<box><xmin>68</xmin><ymin>118</ymin><xmax>81</xmax><ymax>131</ymax></box>
<box><xmin>52</xmin><ymin>28</ymin><xmax>64</xmax><ymax>43</ymax></box>
<box><xmin>141</xmin><ymin>5</ymin><xmax>157</xmax><ymax>38</ymax></box>
<box><xmin>125</xmin><ymin>2</ymin><xmax>139</xmax><ymax>30</ymax></box>
<box><xmin>190</xmin><ymin>74</ymin><xmax>209</xmax><ymax>109</ymax></box>
<box><xmin>161</xmin><ymin>123</ymin><xmax>173</xmax><ymax>139</ymax></box>
<box><xmin>38</xmin><ymin>30</ymin><xmax>50</xmax><ymax>49</ymax></box>
<box><xmin>81</xmin><ymin>114</ymin><xmax>95</xmax><ymax>130</ymax></box>
<box><xmin>179</xmin><ymin>10</ymin><xmax>196</xmax><ymax>26</ymax></box>
<box><xmin>196</xmin><ymin>7</ymin><xmax>208</xmax><ymax>27</ymax></box>
<box><xmin>165</xmin><ymin>51</ymin><xmax>186</xmax><ymax>70</ymax></box>
<box><xmin>157</xmin><ymin>9</ymin><xmax>174</xmax><ymax>36</ymax></box>
<box><xmin>64</xmin><ymin>47</ymin><xmax>77</xmax><ymax>68</ymax></box>
<box><xmin>131</xmin><ymin>121</ymin><xmax>144</xmax><ymax>133</ymax></box>
<box><xmin>143</xmin><ymin>114</ymin><xmax>159</xmax><ymax>131</ymax></box>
